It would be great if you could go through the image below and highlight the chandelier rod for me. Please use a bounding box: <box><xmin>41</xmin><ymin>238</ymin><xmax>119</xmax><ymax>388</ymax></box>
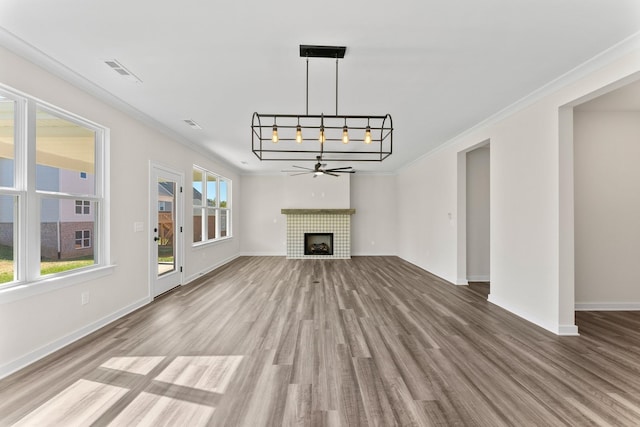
<box><xmin>306</xmin><ymin>56</ymin><xmax>309</xmax><ymax>115</ymax></box>
<box><xmin>335</xmin><ymin>56</ymin><xmax>339</xmax><ymax>115</ymax></box>
<box><xmin>304</xmin><ymin>53</ymin><xmax>341</xmax><ymax>116</ymax></box>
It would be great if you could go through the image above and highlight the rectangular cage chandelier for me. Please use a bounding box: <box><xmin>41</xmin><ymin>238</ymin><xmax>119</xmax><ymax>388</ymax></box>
<box><xmin>251</xmin><ymin>45</ymin><xmax>393</xmax><ymax>162</ymax></box>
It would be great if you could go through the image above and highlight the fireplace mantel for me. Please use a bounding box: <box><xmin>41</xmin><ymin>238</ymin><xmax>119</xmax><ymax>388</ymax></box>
<box><xmin>281</xmin><ymin>209</ymin><xmax>356</xmax><ymax>215</ymax></box>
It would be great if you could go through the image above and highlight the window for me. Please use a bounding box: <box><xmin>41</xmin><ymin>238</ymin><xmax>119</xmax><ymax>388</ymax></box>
<box><xmin>0</xmin><ymin>95</ymin><xmax>16</xmax><ymax>284</ymax></box>
<box><xmin>75</xmin><ymin>230</ymin><xmax>91</xmax><ymax>249</ymax></box>
<box><xmin>75</xmin><ymin>200</ymin><xmax>91</xmax><ymax>215</ymax></box>
<box><xmin>192</xmin><ymin>166</ymin><xmax>231</xmax><ymax>244</ymax></box>
<box><xmin>0</xmin><ymin>85</ymin><xmax>107</xmax><ymax>288</ymax></box>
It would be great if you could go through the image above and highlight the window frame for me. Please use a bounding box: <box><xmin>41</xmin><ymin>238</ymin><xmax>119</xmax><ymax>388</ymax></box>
<box><xmin>192</xmin><ymin>166</ymin><xmax>232</xmax><ymax>245</ymax></box>
<box><xmin>0</xmin><ymin>83</ymin><xmax>111</xmax><ymax>301</ymax></box>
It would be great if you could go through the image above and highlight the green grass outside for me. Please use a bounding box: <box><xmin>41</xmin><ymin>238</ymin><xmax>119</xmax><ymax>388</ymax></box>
<box><xmin>0</xmin><ymin>244</ymin><xmax>94</xmax><ymax>284</ymax></box>
<box><xmin>0</xmin><ymin>244</ymin><xmax>14</xmax><ymax>284</ymax></box>
<box><xmin>158</xmin><ymin>245</ymin><xmax>174</xmax><ymax>263</ymax></box>
<box><xmin>41</xmin><ymin>258</ymin><xmax>95</xmax><ymax>276</ymax></box>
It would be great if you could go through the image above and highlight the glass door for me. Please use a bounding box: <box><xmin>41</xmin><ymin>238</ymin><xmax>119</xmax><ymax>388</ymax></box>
<box><xmin>150</xmin><ymin>165</ymin><xmax>183</xmax><ymax>296</ymax></box>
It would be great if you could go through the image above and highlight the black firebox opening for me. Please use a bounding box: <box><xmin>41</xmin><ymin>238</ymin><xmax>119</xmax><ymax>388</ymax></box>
<box><xmin>304</xmin><ymin>233</ymin><xmax>334</xmax><ymax>255</ymax></box>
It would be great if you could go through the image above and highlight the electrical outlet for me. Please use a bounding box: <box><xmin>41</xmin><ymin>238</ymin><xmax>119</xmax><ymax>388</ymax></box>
<box><xmin>81</xmin><ymin>292</ymin><xmax>90</xmax><ymax>305</ymax></box>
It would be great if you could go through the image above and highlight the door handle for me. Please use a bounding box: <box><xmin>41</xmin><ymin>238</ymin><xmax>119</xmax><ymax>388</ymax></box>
<box><xmin>154</xmin><ymin>236</ymin><xmax>160</xmax><ymax>242</ymax></box>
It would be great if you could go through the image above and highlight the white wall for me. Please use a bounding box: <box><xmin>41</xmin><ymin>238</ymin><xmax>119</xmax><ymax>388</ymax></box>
<box><xmin>0</xmin><ymin>45</ymin><xmax>240</xmax><ymax>377</ymax></box>
<box><xmin>466</xmin><ymin>146</ymin><xmax>490</xmax><ymax>281</ymax></box>
<box><xmin>283</xmin><ymin>173</ymin><xmax>350</xmax><ymax>209</ymax></box>
<box><xmin>240</xmin><ymin>173</ymin><xmax>397</xmax><ymax>256</ymax></box>
<box><xmin>397</xmin><ymin>148</ymin><xmax>458</xmax><ymax>282</ymax></box>
<box><xmin>239</xmin><ymin>175</ymin><xmax>287</xmax><ymax>255</ymax></box>
<box><xmin>574</xmin><ymin>111</ymin><xmax>640</xmax><ymax>308</ymax></box>
<box><xmin>351</xmin><ymin>174</ymin><xmax>397</xmax><ymax>255</ymax></box>
<box><xmin>396</xmin><ymin>36</ymin><xmax>640</xmax><ymax>335</ymax></box>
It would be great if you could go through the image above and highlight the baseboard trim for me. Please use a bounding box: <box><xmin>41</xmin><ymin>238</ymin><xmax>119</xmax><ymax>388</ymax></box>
<box><xmin>467</xmin><ymin>275</ymin><xmax>490</xmax><ymax>282</ymax></box>
<box><xmin>0</xmin><ymin>296</ymin><xmax>151</xmax><ymax>380</ymax></box>
<box><xmin>184</xmin><ymin>254</ymin><xmax>240</xmax><ymax>285</ymax></box>
<box><xmin>575</xmin><ymin>302</ymin><xmax>640</xmax><ymax>311</ymax></box>
<box><xmin>351</xmin><ymin>252</ymin><xmax>397</xmax><ymax>257</ymax></box>
<box><xmin>456</xmin><ymin>278</ymin><xmax>469</xmax><ymax>286</ymax></box>
<box><xmin>237</xmin><ymin>252</ymin><xmax>286</xmax><ymax>257</ymax></box>
<box><xmin>558</xmin><ymin>325</ymin><xmax>580</xmax><ymax>336</ymax></box>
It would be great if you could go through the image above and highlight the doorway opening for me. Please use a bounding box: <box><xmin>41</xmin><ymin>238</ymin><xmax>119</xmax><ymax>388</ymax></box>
<box><xmin>457</xmin><ymin>140</ymin><xmax>490</xmax><ymax>296</ymax></box>
<box><xmin>466</xmin><ymin>144</ymin><xmax>490</xmax><ymax>298</ymax></box>
<box><xmin>573</xmin><ymin>78</ymin><xmax>640</xmax><ymax>311</ymax></box>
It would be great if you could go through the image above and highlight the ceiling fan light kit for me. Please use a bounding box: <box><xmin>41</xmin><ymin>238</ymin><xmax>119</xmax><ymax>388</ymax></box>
<box><xmin>282</xmin><ymin>156</ymin><xmax>356</xmax><ymax>178</ymax></box>
<box><xmin>251</xmin><ymin>45</ymin><xmax>393</xmax><ymax>163</ymax></box>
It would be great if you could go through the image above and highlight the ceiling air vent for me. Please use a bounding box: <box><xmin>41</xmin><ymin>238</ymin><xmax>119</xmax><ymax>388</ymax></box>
<box><xmin>183</xmin><ymin>119</ymin><xmax>202</xmax><ymax>129</ymax></box>
<box><xmin>104</xmin><ymin>59</ymin><xmax>142</xmax><ymax>83</ymax></box>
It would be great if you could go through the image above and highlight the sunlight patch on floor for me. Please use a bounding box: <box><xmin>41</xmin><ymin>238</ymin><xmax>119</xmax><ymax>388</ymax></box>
<box><xmin>13</xmin><ymin>355</ymin><xmax>244</xmax><ymax>426</ymax></box>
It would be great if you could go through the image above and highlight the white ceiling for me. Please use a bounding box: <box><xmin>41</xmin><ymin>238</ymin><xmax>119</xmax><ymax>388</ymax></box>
<box><xmin>1</xmin><ymin>0</ymin><xmax>639</xmax><ymax>173</ymax></box>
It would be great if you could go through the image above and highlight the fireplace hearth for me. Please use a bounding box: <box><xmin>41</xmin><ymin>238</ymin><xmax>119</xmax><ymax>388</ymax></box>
<box><xmin>305</xmin><ymin>233</ymin><xmax>333</xmax><ymax>255</ymax></box>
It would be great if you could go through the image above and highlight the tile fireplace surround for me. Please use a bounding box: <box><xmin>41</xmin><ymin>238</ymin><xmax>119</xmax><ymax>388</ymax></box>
<box><xmin>281</xmin><ymin>209</ymin><xmax>356</xmax><ymax>259</ymax></box>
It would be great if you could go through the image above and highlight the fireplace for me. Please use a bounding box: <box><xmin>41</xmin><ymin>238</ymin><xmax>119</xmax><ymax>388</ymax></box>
<box><xmin>281</xmin><ymin>209</ymin><xmax>355</xmax><ymax>259</ymax></box>
<box><xmin>305</xmin><ymin>233</ymin><xmax>333</xmax><ymax>255</ymax></box>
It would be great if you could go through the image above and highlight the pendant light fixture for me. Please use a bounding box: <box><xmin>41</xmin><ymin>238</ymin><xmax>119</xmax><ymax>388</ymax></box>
<box><xmin>295</xmin><ymin>122</ymin><xmax>302</xmax><ymax>143</ymax></box>
<box><xmin>364</xmin><ymin>119</ymin><xmax>372</xmax><ymax>144</ymax></box>
<box><xmin>342</xmin><ymin>119</ymin><xmax>349</xmax><ymax>144</ymax></box>
<box><xmin>251</xmin><ymin>45</ymin><xmax>393</xmax><ymax>162</ymax></box>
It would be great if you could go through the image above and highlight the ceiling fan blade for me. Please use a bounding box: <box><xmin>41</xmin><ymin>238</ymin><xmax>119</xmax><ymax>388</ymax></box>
<box><xmin>324</xmin><ymin>172</ymin><xmax>340</xmax><ymax>177</ymax></box>
<box><xmin>330</xmin><ymin>170</ymin><xmax>356</xmax><ymax>174</ymax></box>
<box><xmin>289</xmin><ymin>171</ymin><xmax>314</xmax><ymax>176</ymax></box>
<box><xmin>292</xmin><ymin>165</ymin><xmax>314</xmax><ymax>171</ymax></box>
<box><xmin>325</xmin><ymin>166</ymin><xmax>353</xmax><ymax>172</ymax></box>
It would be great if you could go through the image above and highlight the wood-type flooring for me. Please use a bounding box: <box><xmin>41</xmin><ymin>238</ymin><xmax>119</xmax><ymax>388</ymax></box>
<box><xmin>1</xmin><ymin>256</ymin><xmax>640</xmax><ymax>426</ymax></box>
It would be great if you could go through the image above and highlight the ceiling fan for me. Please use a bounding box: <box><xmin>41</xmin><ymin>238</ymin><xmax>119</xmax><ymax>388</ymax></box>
<box><xmin>283</xmin><ymin>155</ymin><xmax>355</xmax><ymax>178</ymax></box>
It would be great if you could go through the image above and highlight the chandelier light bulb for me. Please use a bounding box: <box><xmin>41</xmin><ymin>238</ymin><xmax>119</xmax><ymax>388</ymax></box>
<box><xmin>272</xmin><ymin>124</ymin><xmax>279</xmax><ymax>143</ymax></box>
<box><xmin>296</xmin><ymin>125</ymin><xmax>303</xmax><ymax>143</ymax></box>
<box><xmin>342</xmin><ymin>126</ymin><xmax>349</xmax><ymax>144</ymax></box>
<box><xmin>364</xmin><ymin>125</ymin><xmax>372</xmax><ymax>144</ymax></box>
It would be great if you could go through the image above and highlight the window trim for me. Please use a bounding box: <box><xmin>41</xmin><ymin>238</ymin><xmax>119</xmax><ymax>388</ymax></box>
<box><xmin>0</xmin><ymin>83</ymin><xmax>111</xmax><ymax>300</ymax></box>
<box><xmin>192</xmin><ymin>165</ymin><xmax>232</xmax><ymax>246</ymax></box>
